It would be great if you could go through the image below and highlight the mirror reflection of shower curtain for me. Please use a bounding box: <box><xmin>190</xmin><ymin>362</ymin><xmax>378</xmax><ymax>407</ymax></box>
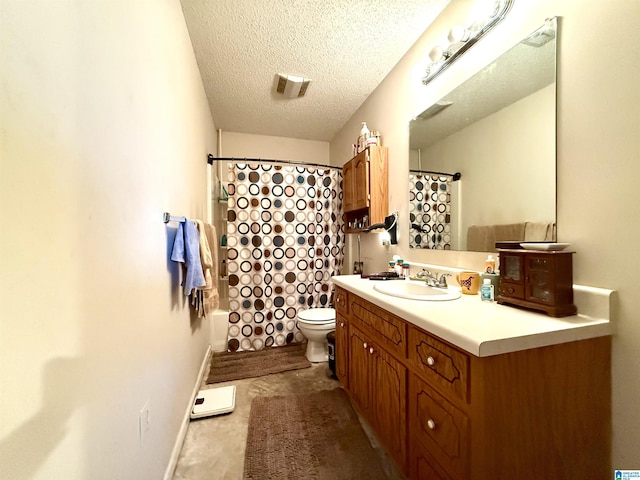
<box><xmin>409</xmin><ymin>173</ymin><xmax>453</xmax><ymax>249</ymax></box>
<box><xmin>225</xmin><ymin>162</ymin><xmax>344</xmax><ymax>352</ymax></box>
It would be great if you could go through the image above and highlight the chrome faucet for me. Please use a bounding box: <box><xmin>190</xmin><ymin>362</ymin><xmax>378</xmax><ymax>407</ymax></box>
<box><xmin>416</xmin><ymin>269</ymin><xmax>450</xmax><ymax>288</ymax></box>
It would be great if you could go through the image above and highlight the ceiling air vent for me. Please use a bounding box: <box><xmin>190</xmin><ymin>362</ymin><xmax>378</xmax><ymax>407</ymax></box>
<box><xmin>275</xmin><ymin>74</ymin><xmax>311</xmax><ymax>98</ymax></box>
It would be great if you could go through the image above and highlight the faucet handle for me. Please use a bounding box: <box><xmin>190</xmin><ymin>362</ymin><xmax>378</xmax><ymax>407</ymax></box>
<box><xmin>417</xmin><ymin>269</ymin><xmax>431</xmax><ymax>278</ymax></box>
<box><xmin>438</xmin><ymin>273</ymin><xmax>451</xmax><ymax>287</ymax></box>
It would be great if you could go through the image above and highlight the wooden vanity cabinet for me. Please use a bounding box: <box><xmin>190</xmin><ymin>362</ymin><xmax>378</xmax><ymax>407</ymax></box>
<box><xmin>337</xmin><ymin>290</ymin><xmax>611</xmax><ymax>480</ymax></box>
<box><xmin>345</xmin><ymin>291</ymin><xmax>408</xmax><ymax>473</ymax></box>
<box><xmin>342</xmin><ymin>146</ymin><xmax>388</xmax><ymax>233</ymax></box>
<box><xmin>334</xmin><ymin>287</ymin><xmax>349</xmax><ymax>386</ymax></box>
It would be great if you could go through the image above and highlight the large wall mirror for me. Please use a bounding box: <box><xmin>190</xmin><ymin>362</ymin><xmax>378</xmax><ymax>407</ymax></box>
<box><xmin>409</xmin><ymin>18</ymin><xmax>557</xmax><ymax>252</ymax></box>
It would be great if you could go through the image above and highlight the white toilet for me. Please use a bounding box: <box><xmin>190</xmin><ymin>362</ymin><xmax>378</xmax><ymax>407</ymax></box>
<box><xmin>296</xmin><ymin>308</ymin><xmax>336</xmax><ymax>362</ymax></box>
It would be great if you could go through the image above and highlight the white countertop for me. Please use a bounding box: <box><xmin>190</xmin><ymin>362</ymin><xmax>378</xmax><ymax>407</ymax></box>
<box><xmin>332</xmin><ymin>275</ymin><xmax>614</xmax><ymax>357</ymax></box>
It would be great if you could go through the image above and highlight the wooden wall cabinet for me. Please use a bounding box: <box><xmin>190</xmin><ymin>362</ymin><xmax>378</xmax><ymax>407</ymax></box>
<box><xmin>497</xmin><ymin>249</ymin><xmax>577</xmax><ymax>317</ymax></box>
<box><xmin>334</xmin><ymin>286</ymin><xmax>611</xmax><ymax>480</ymax></box>
<box><xmin>342</xmin><ymin>146</ymin><xmax>388</xmax><ymax>233</ymax></box>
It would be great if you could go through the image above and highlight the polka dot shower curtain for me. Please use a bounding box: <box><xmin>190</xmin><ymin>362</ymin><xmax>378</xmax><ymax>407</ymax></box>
<box><xmin>225</xmin><ymin>162</ymin><xmax>344</xmax><ymax>352</ymax></box>
<box><xmin>408</xmin><ymin>173</ymin><xmax>452</xmax><ymax>249</ymax></box>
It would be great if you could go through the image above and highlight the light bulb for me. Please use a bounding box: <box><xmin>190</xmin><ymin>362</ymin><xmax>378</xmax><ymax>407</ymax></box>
<box><xmin>448</xmin><ymin>25</ymin><xmax>471</xmax><ymax>43</ymax></box>
<box><xmin>428</xmin><ymin>45</ymin><xmax>445</xmax><ymax>62</ymax></box>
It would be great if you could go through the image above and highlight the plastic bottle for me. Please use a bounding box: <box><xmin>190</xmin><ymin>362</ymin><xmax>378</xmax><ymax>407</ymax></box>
<box><xmin>402</xmin><ymin>263</ymin><xmax>410</xmax><ymax>279</ymax></box>
<box><xmin>485</xmin><ymin>254</ymin><xmax>496</xmax><ymax>274</ymax></box>
<box><xmin>388</xmin><ymin>261</ymin><xmax>396</xmax><ymax>273</ymax></box>
<box><xmin>220</xmin><ymin>259</ymin><xmax>227</xmax><ymax>278</ymax></box>
<box><xmin>358</xmin><ymin>122</ymin><xmax>370</xmax><ymax>153</ymax></box>
<box><xmin>481</xmin><ymin>278</ymin><xmax>494</xmax><ymax>302</ymax></box>
<box><xmin>395</xmin><ymin>259</ymin><xmax>404</xmax><ymax>276</ymax></box>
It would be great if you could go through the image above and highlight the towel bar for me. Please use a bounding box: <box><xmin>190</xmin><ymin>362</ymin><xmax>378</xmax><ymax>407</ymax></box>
<box><xmin>163</xmin><ymin>212</ymin><xmax>187</xmax><ymax>223</ymax></box>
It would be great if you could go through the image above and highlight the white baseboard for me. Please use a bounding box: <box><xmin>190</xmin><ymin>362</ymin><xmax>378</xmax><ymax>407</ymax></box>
<box><xmin>163</xmin><ymin>344</ymin><xmax>212</xmax><ymax>480</ymax></box>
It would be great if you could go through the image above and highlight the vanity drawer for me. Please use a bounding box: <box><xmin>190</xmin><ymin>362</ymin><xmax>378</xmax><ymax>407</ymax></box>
<box><xmin>409</xmin><ymin>373</ymin><xmax>469</xmax><ymax>479</ymax></box>
<box><xmin>409</xmin><ymin>326</ymin><xmax>469</xmax><ymax>404</ymax></box>
<box><xmin>498</xmin><ymin>282</ymin><xmax>524</xmax><ymax>299</ymax></box>
<box><xmin>350</xmin><ymin>296</ymin><xmax>407</xmax><ymax>359</ymax></box>
<box><xmin>334</xmin><ymin>287</ymin><xmax>349</xmax><ymax>315</ymax></box>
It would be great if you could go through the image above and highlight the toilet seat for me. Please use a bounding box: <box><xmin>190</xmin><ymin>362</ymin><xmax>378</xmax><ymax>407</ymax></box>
<box><xmin>298</xmin><ymin>308</ymin><xmax>336</xmax><ymax>324</ymax></box>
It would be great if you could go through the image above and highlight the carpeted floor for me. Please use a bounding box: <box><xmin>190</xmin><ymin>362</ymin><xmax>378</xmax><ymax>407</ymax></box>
<box><xmin>243</xmin><ymin>388</ymin><xmax>389</xmax><ymax>480</ymax></box>
<box><xmin>206</xmin><ymin>343</ymin><xmax>312</xmax><ymax>384</ymax></box>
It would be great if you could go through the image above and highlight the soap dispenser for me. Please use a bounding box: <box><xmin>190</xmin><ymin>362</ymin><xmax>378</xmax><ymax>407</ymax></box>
<box><xmin>358</xmin><ymin>122</ymin><xmax>370</xmax><ymax>153</ymax></box>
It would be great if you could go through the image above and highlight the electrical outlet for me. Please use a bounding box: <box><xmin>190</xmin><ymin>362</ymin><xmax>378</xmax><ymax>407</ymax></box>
<box><xmin>139</xmin><ymin>400</ymin><xmax>150</xmax><ymax>447</ymax></box>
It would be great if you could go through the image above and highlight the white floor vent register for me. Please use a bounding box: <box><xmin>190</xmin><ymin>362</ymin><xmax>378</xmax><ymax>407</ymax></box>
<box><xmin>190</xmin><ymin>385</ymin><xmax>236</xmax><ymax>419</ymax></box>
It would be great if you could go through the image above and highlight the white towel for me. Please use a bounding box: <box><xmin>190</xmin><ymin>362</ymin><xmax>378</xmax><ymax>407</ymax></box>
<box><xmin>194</xmin><ymin>220</ymin><xmax>220</xmax><ymax>317</ymax></box>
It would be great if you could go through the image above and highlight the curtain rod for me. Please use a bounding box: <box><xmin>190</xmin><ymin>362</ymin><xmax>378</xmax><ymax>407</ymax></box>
<box><xmin>207</xmin><ymin>154</ymin><xmax>342</xmax><ymax>172</ymax></box>
<box><xmin>410</xmin><ymin>169</ymin><xmax>461</xmax><ymax>181</ymax></box>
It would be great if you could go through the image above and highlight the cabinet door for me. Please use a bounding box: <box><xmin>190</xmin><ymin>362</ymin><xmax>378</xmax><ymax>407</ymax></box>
<box><xmin>374</xmin><ymin>346</ymin><xmax>407</xmax><ymax>473</ymax></box>
<box><xmin>502</xmin><ymin>253</ymin><xmax>523</xmax><ymax>282</ymax></box>
<box><xmin>525</xmin><ymin>255</ymin><xmax>555</xmax><ymax>304</ymax></box>
<box><xmin>409</xmin><ymin>373</ymin><xmax>469</xmax><ymax>479</ymax></box>
<box><xmin>348</xmin><ymin>327</ymin><xmax>372</xmax><ymax>417</ymax></box>
<box><xmin>352</xmin><ymin>151</ymin><xmax>370</xmax><ymax>211</ymax></box>
<box><xmin>342</xmin><ymin>159</ymin><xmax>355</xmax><ymax>212</ymax></box>
<box><xmin>335</xmin><ymin>313</ymin><xmax>349</xmax><ymax>387</ymax></box>
<box><xmin>411</xmin><ymin>445</ymin><xmax>454</xmax><ymax>480</ymax></box>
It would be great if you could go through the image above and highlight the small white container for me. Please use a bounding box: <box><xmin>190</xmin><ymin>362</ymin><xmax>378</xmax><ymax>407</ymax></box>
<box><xmin>481</xmin><ymin>278</ymin><xmax>494</xmax><ymax>302</ymax></box>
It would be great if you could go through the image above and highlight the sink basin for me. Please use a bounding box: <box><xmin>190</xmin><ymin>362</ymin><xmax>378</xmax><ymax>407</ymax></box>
<box><xmin>373</xmin><ymin>280</ymin><xmax>461</xmax><ymax>301</ymax></box>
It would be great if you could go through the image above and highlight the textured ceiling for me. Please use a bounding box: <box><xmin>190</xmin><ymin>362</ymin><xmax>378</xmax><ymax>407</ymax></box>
<box><xmin>180</xmin><ymin>0</ymin><xmax>450</xmax><ymax>141</ymax></box>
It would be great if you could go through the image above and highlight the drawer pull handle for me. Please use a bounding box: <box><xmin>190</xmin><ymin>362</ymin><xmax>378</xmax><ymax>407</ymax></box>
<box><xmin>427</xmin><ymin>419</ymin><xmax>436</xmax><ymax>430</ymax></box>
<box><xmin>427</xmin><ymin>356</ymin><xmax>436</xmax><ymax>366</ymax></box>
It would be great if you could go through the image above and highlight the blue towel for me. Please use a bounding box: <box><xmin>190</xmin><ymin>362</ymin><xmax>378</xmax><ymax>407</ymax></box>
<box><xmin>171</xmin><ymin>219</ymin><xmax>206</xmax><ymax>295</ymax></box>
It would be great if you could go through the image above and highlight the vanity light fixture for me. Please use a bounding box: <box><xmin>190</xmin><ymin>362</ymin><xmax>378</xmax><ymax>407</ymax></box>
<box><xmin>422</xmin><ymin>0</ymin><xmax>514</xmax><ymax>85</ymax></box>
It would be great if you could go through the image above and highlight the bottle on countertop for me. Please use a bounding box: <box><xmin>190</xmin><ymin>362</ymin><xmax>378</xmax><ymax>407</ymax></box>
<box><xmin>402</xmin><ymin>263</ymin><xmax>410</xmax><ymax>279</ymax></box>
<box><xmin>481</xmin><ymin>278</ymin><xmax>495</xmax><ymax>302</ymax></box>
<box><xmin>485</xmin><ymin>254</ymin><xmax>496</xmax><ymax>274</ymax></box>
<box><xmin>395</xmin><ymin>259</ymin><xmax>404</xmax><ymax>276</ymax></box>
<box><xmin>388</xmin><ymin>261</ymin><xmax>396</xmax><ymax>273</ymax></box>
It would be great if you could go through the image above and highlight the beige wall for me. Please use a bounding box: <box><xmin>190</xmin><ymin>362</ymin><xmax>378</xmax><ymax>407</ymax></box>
<box><xmin>331</xmin><ymin>0</ymin><xmax>640</xmax><ymax>467</ymax></box>
<box><xmin>0</xmin><ymin>1</ymin><xmax>215</xmax><ymax>479</ymax></box>
<box><xmin>220</xmin><ymin>131</ymin><xmax>330</xmax><ymax>164</ymax></box>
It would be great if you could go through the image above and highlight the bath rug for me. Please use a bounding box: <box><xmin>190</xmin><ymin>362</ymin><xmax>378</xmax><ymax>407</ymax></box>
<box><xmin>206</xmin><ymin>343</ymin><xmax>312</xmax><ymax>384</ymax></box>
<box><xmin>243</xmin><ymin>388</ymin><xmax>388</xmax><ymax>480</ymax></box>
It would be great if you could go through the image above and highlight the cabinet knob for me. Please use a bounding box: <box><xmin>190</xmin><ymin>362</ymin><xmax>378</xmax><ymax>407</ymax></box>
<box><xmin>427</xmin><ymin>356</ymin><xmax>436</xmax><ymax>366</ymax></box>
<box><xmin>427</xmin><ymin>419</ymin><xmax>436</xmax><ymax>430</ymax></box>
<box><xmin>363</xmin><ymin>342</ymin><xmax>368</xmax><ymax>349</ymax></box>
<box><xmin>369</xmin><ymin>347</ymin><xmax>374</xmax><ymax>354</ymax></box>
<box><xmin>339</xmin><ymin>321</ymin><xmax>344</xmax><ymax>328</ymax></box>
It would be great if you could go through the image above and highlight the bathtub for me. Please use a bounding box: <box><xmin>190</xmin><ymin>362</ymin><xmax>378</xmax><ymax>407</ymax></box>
<box><xmin>209</xmin><ymin>309</ymin><xmax>229</xmax><ymax>352</ymax></box>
